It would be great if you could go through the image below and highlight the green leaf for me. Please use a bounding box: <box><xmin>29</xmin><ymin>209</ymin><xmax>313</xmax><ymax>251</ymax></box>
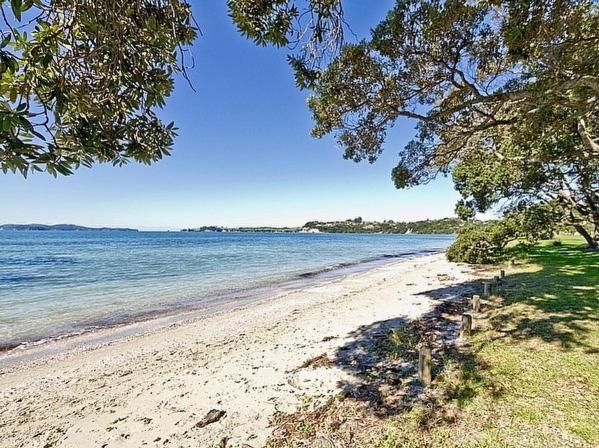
<box><xmin>22</xmin><ymin>0</ymin><xmax>33</xmax><ymax>13</ymax></box>
<box><xmin>1</xmin><ymin>116</ymin><xmax>12</xmax><ymax>131</ymax></box>
<box><xmin>0</xmin><ymin>34</ymin><xmax>10</xmax><ymax>48</ymax></box>
<box><xmin>10</xmin><ymin>0</ymin><xmax>22</xmax><ymax>21</ymax></box>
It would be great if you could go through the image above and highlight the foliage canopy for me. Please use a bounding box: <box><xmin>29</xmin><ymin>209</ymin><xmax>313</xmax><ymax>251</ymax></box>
<box><xmin>229</xmin><ymin>0</ymin><xmax>345</xmax><ymax>88</ymax></box>
<box><xmin>0</xmin><ymin>0</ymin><xmax>196</xmax><ymax>176</ymax></box>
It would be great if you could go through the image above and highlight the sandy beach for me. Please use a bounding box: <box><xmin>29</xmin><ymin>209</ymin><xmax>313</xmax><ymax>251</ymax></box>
<box><xmin>0</xmin><ymin>253</ymin><xmax>475</xmax><ymax>448</ymax></box>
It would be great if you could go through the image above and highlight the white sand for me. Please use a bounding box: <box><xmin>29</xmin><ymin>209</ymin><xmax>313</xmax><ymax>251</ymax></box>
<box><xmin>0</xmin><ymin>253</ymin><xmax>474</xmax><ymax>448</ymax></box>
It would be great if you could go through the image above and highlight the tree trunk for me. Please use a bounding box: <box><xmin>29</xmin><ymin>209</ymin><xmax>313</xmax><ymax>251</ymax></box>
<box><xmin>574</xmin><ymin>224</ymin><xmax>598</xmax><ymax>250</ymax></box>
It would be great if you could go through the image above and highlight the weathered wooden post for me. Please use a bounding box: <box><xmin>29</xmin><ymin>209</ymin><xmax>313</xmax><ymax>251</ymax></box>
<box><xmin>460</xmin><ymin>314</ymin><xmax>473</xmax><ymax>337</ymax></box>
<box><xmin>483</xmin><ymin>281</ymin><xmax>491</xmax><ymax>298</ymax></box>
<box><xmin>472</xmin><ymin>294</ymin><xmax>481</xmax><ymax>312</ymax></box>
<box><xmin>500</xmin><ymin>269</ymin><xmax>506</xmax><ymax>280</ymax></box>
<box><xmin>509</xmin><ymin>258</ymin><xmax>516</xmax><ymax>267</ymax></box>
<box><xmin>418</xmin><ymin>346</ymin><xmax>432</xmax><ymax>385</ymax></box>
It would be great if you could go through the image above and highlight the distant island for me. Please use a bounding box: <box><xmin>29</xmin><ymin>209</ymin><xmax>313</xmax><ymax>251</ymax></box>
<box><xmin>182</xmin><ymin>217</ymin><xmax>463</xmax><ymax>234</ymax></box>
<box><xmin>0</xmin><ymin>224</ymin><xmax>138</xmax><ymax>232</ymax></box>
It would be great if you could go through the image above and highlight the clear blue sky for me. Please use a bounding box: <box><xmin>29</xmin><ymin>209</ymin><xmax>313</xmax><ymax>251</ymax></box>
<box><xmin>0</xmin><ymin>1</ymin><xmax>461</xmax><ymax>230</ymax></box>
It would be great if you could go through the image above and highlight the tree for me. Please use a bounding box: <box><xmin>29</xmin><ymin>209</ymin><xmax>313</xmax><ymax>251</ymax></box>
<box><xmin>446</xmin><ymin>206</ymin><xmax>556</xmax><ymax>264</ymax></box>
<box><xmin>297</xmin><ymin>0</ymin><xmax>599</xmax><ymax>247</ymax></box>
<box><xmin>453</xmin><ymin>120</ymin><xmax>599</xmax><ymax>248</ymax></box>
<box><xmin>446</xmin><ymin>219</ymin><xmax>518</xmax><ymax>264</ymax></box>
<box><xmin>0</xmin><ymin>0</ymin><xmax>196</xmax><ymax>176</ymax></box>
<box><xmin>228</xmin><ymin>0</ymin><xmax>345</xmax><ymax>88</ymax></box>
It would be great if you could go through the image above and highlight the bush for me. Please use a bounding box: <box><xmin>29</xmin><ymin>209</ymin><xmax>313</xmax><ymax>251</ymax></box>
<box><xmin>447</xmin><ymin>220</ymin><xmax>518</xmax><ymax>264</ymax></box>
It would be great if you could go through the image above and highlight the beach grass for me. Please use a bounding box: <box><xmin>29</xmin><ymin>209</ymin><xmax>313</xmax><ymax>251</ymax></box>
<box><xmin>374</xmin><ymin>236</ymin><xmax>599</xmax><ymax>447</ymax></box>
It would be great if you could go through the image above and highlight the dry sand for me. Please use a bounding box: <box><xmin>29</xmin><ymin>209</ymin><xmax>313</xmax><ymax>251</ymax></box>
<box><xmin>0</xmin><ymin>253</ymin><xmax>475</xmax><ymax>448</ymax></box>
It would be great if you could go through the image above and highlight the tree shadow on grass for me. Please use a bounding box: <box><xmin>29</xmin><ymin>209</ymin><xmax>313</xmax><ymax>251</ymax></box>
<box><xmin>485</xmin><ymin>244</ymin><xmax>599</xmax><ymax>352</ymax></box>
<box><xmin>329</xmin><ymin>243</ymin><xmax>598</xmax><ymax>417</ymax></box>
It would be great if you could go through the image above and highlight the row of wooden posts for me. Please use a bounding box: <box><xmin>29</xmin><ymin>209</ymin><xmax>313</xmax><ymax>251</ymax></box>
<box><xmin>418</xmin><ymin>268</ymin><xmax>507</xmax><ymax>385</ymax></box>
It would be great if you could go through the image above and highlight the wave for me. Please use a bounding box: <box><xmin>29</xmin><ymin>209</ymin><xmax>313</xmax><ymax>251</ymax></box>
<box><xmin>0</xmin><ymin>256</ymin><xmax>77</xmax><ymax>266</ymax></box>
<box><xmin>295</xmin><ymin>249</ymin><xmax>437</xmax><ymax>278</ymax></box>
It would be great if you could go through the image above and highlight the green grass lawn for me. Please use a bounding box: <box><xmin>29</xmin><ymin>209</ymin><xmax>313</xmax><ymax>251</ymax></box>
<box><xmin>376</xmin><ymin>237</ymin><xmax>599</xmax><ymax>447</ymax></box>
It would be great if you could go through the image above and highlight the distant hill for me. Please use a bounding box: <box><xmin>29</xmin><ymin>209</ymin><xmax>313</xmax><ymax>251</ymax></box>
<box><xmin>183</xmin><ymin>218</ymin><xmax>463</xmax><ymax>234</ymax></box>
<box><xmin>0</xmin><ymin>224</ymin><xmax>138</xmax><ymax>232</ymax></box>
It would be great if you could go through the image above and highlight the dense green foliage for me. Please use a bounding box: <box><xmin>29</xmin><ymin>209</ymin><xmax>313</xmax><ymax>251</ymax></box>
<box><xmin>447</xmin><ymin>207</ymin><xmax>556</xmax><ymax>263</ymax></box>
<box><xmin>0</xmin><ymin>0</ymin><xmax>196</xmax><ymax>176</ymax></box>
<box><xmin>307</xmin><ymin>1</ymin><xmax>599</xmax><ymax>173</ymax></box>
<box><xmin>447</xmin><ymin>220</ymin><xmax>518</xmax><ymax>264</ymax></box>
<box><xmin>452</xmin><ymin>112</ymin><xmax>599</xmax><ymax>248</ymax></box>
<box><xmin>303</xmin><ymin>217</ymin><xmax>463</xmax><ymax>234</ymax></box>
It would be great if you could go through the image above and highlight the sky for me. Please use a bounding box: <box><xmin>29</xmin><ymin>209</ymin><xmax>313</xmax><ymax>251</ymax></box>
<box><xmin>0</xmin><ymin>1</ymin><xmax>462</xmax><ymax>231</ymax></box>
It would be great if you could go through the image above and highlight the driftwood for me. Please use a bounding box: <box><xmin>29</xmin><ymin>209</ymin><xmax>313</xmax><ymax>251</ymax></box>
<box><xmin>195</xmin><ymin>409</ymin><xmax>226</xmax><ymax>428</ymax></box>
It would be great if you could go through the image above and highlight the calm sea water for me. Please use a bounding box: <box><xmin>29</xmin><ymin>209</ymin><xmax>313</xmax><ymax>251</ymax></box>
<box><xmin>0</xmin><ymin>231</ymin><xmax>453</xmax><ymax>348</ymax></box>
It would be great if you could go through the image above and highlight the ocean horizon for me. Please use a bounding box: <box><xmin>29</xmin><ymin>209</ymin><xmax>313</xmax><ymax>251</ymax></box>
<box><xmin>0</xmin><ymin>230</ymin><xmax>454</xmax><ymax>350</ymax></box>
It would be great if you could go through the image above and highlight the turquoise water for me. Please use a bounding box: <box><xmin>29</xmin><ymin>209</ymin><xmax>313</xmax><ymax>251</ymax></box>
<box><xmin>0</xmin><ymin>231</ymin><xmax>453</xmax><ymax>348</ymax></box>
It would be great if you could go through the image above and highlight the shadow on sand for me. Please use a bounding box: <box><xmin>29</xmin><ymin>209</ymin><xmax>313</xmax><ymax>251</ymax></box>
<box><xmin>329</xmin><ymin>244</ymin><xmax>598</xmax><ymax>417</ymax></box>
<box><xmin>330</xmin><ymin>278</ymin><xmax>489</xmax><ymax>418</ymax></box>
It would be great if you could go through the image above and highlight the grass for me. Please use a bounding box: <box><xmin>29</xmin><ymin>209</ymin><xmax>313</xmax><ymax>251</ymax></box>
<box><xmin>267</xmin><ymin>237</ymin><xmax>599</xmax><ymax>447</ymax></box>
<box><xmin>378</xmin><ymin>326</ymin><xmax>418</xmax><ymax>361</ymax></box>
<box><xmin>375</xmin><ymin>236</ymin><xmax>599</xmax><ymax>447</ymax></box>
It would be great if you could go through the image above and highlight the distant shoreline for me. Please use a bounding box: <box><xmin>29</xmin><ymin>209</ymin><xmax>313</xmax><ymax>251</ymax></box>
<box><xmin>0</xmin><ymin>217</ymin><xmax>463</xmax><ymax>234</ymax></box>
<box><xmin>0</xmin><ymin>224</ymin><xmax>138</xmax><ymax>232</ymax></box>
<box><xmin>182</xmin><ymin>217</ymin><xmax>463</xmax><ymax>235</ymax></box>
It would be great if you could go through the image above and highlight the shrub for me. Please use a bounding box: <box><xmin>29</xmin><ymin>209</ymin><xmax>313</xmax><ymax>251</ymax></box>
<box><xmin>447</xmin><ymin>220</ymin><xmax>518</xmax><ymax>264</ymax></box>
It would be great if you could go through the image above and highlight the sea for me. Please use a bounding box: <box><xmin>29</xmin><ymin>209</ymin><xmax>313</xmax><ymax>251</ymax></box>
<box><xmin>0</xmin><ymin>230</ymin><xmax>454</xmax><ymax>350</ymax></box>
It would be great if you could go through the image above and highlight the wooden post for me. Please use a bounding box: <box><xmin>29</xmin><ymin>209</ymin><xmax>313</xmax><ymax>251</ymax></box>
<box><xmin>500</xmin><ymin>269</ymin><xmax>506</xmax><ymax>279</ymax></box>
<box><xmin>472</xmin><ymin>294</ymin><xmax>481</xmax><ymax>312</ymax></box>
<box><xmin>418</xmin><ymin>346</ymin><xmax>432</xmax><ymax>385</ymax></box>
<box><xmin>483</xmin><ymin>281</ymin><xmax>491</xmax><ymax>298</ymax></box>
<box><xmin>509</xmin><ymin>258</ymin><xmax>516</xmax><ymax>267</ymax></box>
<box><xmin>461</xmin><ymin>314</ymin><xmax>473</xmax><ymax>337</ymax></box>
